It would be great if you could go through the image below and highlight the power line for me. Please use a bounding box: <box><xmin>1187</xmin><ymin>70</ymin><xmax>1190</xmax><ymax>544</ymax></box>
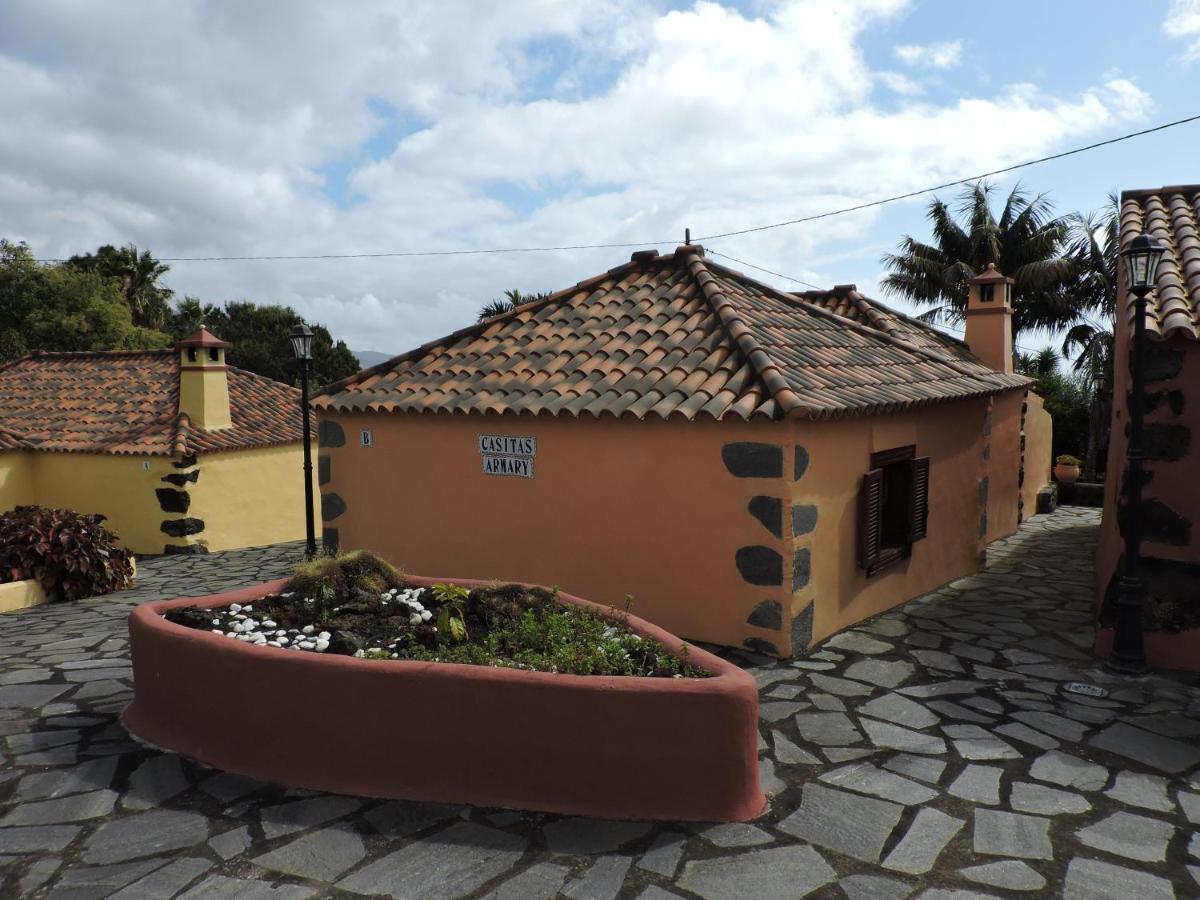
<box><xmin>31</xmin><ymin>110</ymin><xmax>1200</xmax><ymax>265</ymax></box>
<box><xmin>707</xmin><ymin>249</ymin><xmax>824</xmax><ymax>290</ymax></box>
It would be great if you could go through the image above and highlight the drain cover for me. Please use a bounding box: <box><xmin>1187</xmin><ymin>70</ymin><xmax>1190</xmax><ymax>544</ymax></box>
<box><xmin>1063</xmin><ymin>682</ymin><xmax>1108</xmax><ymax>698</ymax></box>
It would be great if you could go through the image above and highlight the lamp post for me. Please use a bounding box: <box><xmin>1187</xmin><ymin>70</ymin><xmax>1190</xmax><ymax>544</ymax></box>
<box><xmin>1106</xmin><ymin>233</ymin><xmax>1167</xmax><ymax>675</ymax></box>
<box><xmin>289</xmin><ymin>323</ymin><xmax>317</xmax><ymax>559</ymax></box>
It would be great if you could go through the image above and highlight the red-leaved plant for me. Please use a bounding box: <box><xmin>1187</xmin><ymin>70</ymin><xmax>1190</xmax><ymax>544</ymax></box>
<box><xmin>0</xmin><ymin>505</ymin><xmax>134</xmax><ymax>602</ymax></box>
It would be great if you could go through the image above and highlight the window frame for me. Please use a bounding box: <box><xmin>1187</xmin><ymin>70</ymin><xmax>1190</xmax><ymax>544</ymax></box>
<box><xmin>859</xmin><ymin>444</ymin><xmax>930</xmax><ymax>577</ymax></box>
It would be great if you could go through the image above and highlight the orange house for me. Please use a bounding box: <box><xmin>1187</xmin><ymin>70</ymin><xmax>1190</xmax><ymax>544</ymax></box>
<box><xmin>1096</xmin><ymin>185</ymin><xmax>1200</xmax><ymax>670</ymax></box>
<box><xmin>314</xmin><ymin>246</ymin><xmax>1051</xmax><ymax>656</ymax></box>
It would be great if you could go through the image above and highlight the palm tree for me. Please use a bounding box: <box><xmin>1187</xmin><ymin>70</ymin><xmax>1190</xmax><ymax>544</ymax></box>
<box><xmin>881</xmin><ymin>182</ymin><xmax>1077</xmax><ymax>338</ymax></box>
<box><xmin>477</xmin><ymin>289</ymin><xmax>550</xmax><ymax>322</ymax></box>
<box><xmin>67</xmin><ymin>243</ymin><xmax>174</xmax><ymax>330</ymax></box>
<box><xmin>1062</xmin><ymin>194</ymin><xmax>1119</xmax><ymax>481</ymax></box>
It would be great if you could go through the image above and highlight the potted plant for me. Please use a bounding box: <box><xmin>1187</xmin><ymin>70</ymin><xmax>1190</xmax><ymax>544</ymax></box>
<box><xmin>1054</xmin><ymin>454</ymin><xmax>1082</xmax><ymax>484</ymax></box>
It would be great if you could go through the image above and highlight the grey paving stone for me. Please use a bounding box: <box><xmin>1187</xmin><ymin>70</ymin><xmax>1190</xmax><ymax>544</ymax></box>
<box><xmin>948</xmin><ymin>765</ymin><xmax>1002</xmax><ymax>805</ymax></box>
<box><xmin>860</xmin><ymin>719</ymin><xmax>946</xmax><ymax>755</ymax></box>
<box><xmin>766</xmin><ymin>683</ymin><xmax>805</xmax><ymax>700</ymax></box>
<box><xmin>794</xmin><ymin>711</ymin><xmax>862</xmax><ymax>745</ymax></box>
<box><xmin>678</xmin><ymin>843</ymin><xmax>835</xmax><ymax>899</ymax></box>
<box><xmin>694</xmin><ymin>822</ymin><xmax>773</xmax><ymax>848</ymax></box>
<box><xmin>196</xmin><ymin>772</ymin><xmax>266</xmax><ymax>803</ymax></box>
<box><xmin>824</xmin><ymin>631</ymin><xmax>894</xmax><ymax>655</ymax></box>
<box><xmin>1103</xmin><ymin>770</ymin><xmax>1174</xmax><ymax>812</ymax></box>
<box><xmin>915</xmin><ymin>890</ymin><xmax>1005</xmax><ymax>899</ymax></box>
<box><xmin>0</xmin><ymin>684</ymin><xmax>71</xmax><ymax>708</ymax></box>
<box><xmin>482</xmin><ymin>862</ymin><xmax>570</xmax><ymax>900</ymax></box>
<box><xmin>1010</xmin><ymin>710</ymin><xmax>1089</xmax><ymax>742</ymax></box>
<box><xmin>881</xmin><ymin>807</ymin><xmax>964</xmax><ymax>875</ymax></box>
<box><xmin>1009</xmin><ymin>780</ymin><xmax>1091</xmax><ymax>815</ymax></box>
<box><xmin>45</xmin><ymin>858</ymin><xmax>166</xmax><ymax>900</ymax></box>
<box><xmin>1089</xmin><ymin>721</ymin><xmax>1200</xmax><ymax>774</ymax></box>
<box><xmin>633</xmin><ymin>888</ymin><xmax>683</xmax><ymax>900</ymax></box>
<box><xmin>179</xmin><ymin>874</ymin><xmax>316</xmax><ymax>899</ymax></box>
<box><xmin>808</xmin><ymin>673</ymin><xmax>875</xmax><ymax>697</ymax></box>
<box><xmin>942</xmin><ymin>725</ymin><xmax>1020</xmax><ymax>760</ymax></box>
<box><xmin>1028</xmin><ymin>750</ymin><xmax>1108</xmax><ymax>791</ymax></box>
<box><xmin>859</xmin><ymin>694</ymin><xmax>940</xmax><ymax>729</ymax></box>
<box><xmin>81</xmin><ymin>809</ymin><xmax>209</xmax><ymax>864</ymax></box>
<box><xmin>882</xmin><ymin>754</ymin><xmax>946</xmax><ymax>785</ymax></box>
<box><xmin>910</xmin><ymin>650</ymin><xmax>965</xmax><ymax>673</ymax></box>
<box><xmin>636</xmin><ymin>831</ymin><xmax>686</xmax><ymax>878</ymax></box>
<box><xmin>837</xmin><ymin>874</ymin><xmax>914</xmax><ymax>899</ymax></box>
<box><xmin>810</xmin><ymin>693</ymin><xmax>847</xmax><ymax>711</ymax></box>
<box><xmin>844</xmin><ymin>659</ymin><xmax>915</xmax><ymax>689</ymax></box>
<box><xmin>338</xmin><ymin>821</ymin><xmax>525</xmax><ymax>899</ymax></box>
<box><xmin>777</xmin><ymin>783</ymin><xmax>903</xmax><ymax>862</ymax></box>
<box><xmin>926</xmin><ymin>701</ymin><xmax>994</xmax><ymax>724</ymax></box>
<box><xmin>1179</xmin><ymin>790</ymin><xmax>1200</xmax><ymax>823</ymax></box>
<box><xmin>18</xmin><ymin>856</ymin><xmax>60</xmax><ymax>895</ymax></box>
<box><xmin>122</xmin><ymin>755</ymin><xmax>190</xmax><ymax>810</ymax></box>
<box><xmin>1188</xmin><ymin>831</ymin><xmax>1199</xmax><ymax>859</ymax></box>
<box><xmin>543</xmin><ymin>817</ymin><xmax>652</xmax><ymax>855</ymax></box>
<box><xmin>897</xmin><ymin>680</ymin><xmax>982</xmax><ymax>698</ymax></box>
<box><xmin>6</xmin><ymin>729</ymin><xmax>84</xmax><ymax>754</ymax></box>
<box><xmin>252</xmin><ymin>825</ymin><xmax>365</xmax><ymax>881</ymax></box>
<box><xmin>110</xmin><ymin>857</ymin><xmax>212</xmax><ymax>899</ymax></box>
<box><xmin>959</xmin><ymin>860</ymin><xmax>1045</xmax><ymax>892</ymax></box>
<box><xmin>17</xmin><ymin>757</ymin><xmax>119</xmax><ymax>802</ymax></box>
<box><xmin>819</xmin><ymin>762</ymin><xmax>938</xmax><ymax>805</ymax></box>
<box><xmin>772</xmin><ymin>730</ymin><xmax>820</xmax><ymax>765</ymax></box>
<box><xmin>994</xmin><ymin>722</ymin><xmax>1059</xmax><ymax>750</ymax></box>
<box><xmin>259</xmin><ymin>796</ymin><xmax>362</xmax><ymax>840</ymax></box>
<box><xmin>561</xmin><ymin>855</ymin><xmax>632</xmax><ymax>900</ymax></box>
<box><xmin>0</xmin><ymin>824</ymin><xmax>81</xmax><ymax>853</ymax></box>
<box><xmin>760</xmin><ymin>700</ymin><xmax>808</xmax><ymax>722</ymax></box>
<box><xmin>208</xmin><ymin>825</ymin><xmax>252</xmax><ymax>860</ymax></box>
<box><xmin>1061</xmin><ymin>857</ymin><xmax>1175</xmax><ymax>900</ymax></box>
<box><xmin>0</xmin><ymin>789</ymin><xmax>117</xmax><ymax>825</ymax></box>
<box><xmin>759</xmin><ymin>757</ymin><xmax>786</xmax><ymax>795</ymax></box>
<box><xmin>1075</xmin><ymin>811</ymin><xmax>1174</xmax><ymax>862</ymax></box>
<box><xmin>972</xmin><ymin>810</ymin><xmax>1053</xmax><ymax>860</ymax></box>
<box><xmin>362</xmin><ymin>801</ymin><xmax>458</xmax><ymax>837</ymax></box>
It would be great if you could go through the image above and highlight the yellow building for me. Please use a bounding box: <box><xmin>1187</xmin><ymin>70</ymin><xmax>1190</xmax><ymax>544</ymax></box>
<box><xmin>0</xmin><ymin>327</ymin><xmax>316</xmax><ymax>555</ymax></box>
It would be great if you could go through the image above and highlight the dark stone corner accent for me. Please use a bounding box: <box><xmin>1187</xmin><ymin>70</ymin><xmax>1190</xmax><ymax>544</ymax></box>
<box><xmin>742</xmin><ymin>637</ymin><xmax>780</xmax><ymax>657</ymax></box>
<box><xmin>318</xmin><ymin>455</ymin><xmax>331</xmax><ymax>486</ymax></box>
<box><xmin>1143</xmin><ymin>346</ymin><xmax>1184</xmax><ymax>384</ymax></box>
<box><xmin>791</xmin><ymin>504</ymin><xmax>817</xmax><ymax>537</ymax></box>
<box><xmin>735</xmin><ymin>546</ymin><xmax>783</xmax><ymax>586</ymax></box>
<box><xmin>1117</xmin><ymin>498</ymin><xmax>1192</xmax><ymax>547</ymax></box>
<box><xmin>791</xmin><ymin>603</ymin><xmax>814</xmax><ymax>655</ymax></box>
<box><xmin>155</xmin><ymin>488</ymin><xmax>190</xmax><ymax>514</ymax></box>
<box><xmin>1143</xmin><ymin>423</ymin><xmax>1190</xmax><ymax>462</ymax></box>
<box><xmin>1100</xmin><ymin>553</ymin><xmax>1200</xmax><ymax>631</ymax></box>
<box><xmin>978</xmin><ymin>476</ymin><xmax>989</xmax><ymax>506</ymax></box>
<box><xmin>1144</xmin><ymin>389</ymin><xmax>1185</xmax><ymax>416</ymax></box>
<box><xmin>793</xmin><ymin>445</ymin><xmax>809</xmax><ymax>481</ymax></box>
<box><xmin>161</xmin><ymin>517</ymin><xmax>205</xmax><ymax>538</ymax></box>
<box><xmin>322</xmin><ymin>527</ymin><xmax>340</xmax><ymax>554</ymax></box>
<box><xmin>318</xmin><ymin>419</ymin><xmax>346</xmax><ymax>449</ymax></box>
<box><xmin>321</xmin><ymin>492</ymin><xmax>348</xmax><ymax>522</ymax></box>
<box><xmin>162</xmin><ymin>470</ymin><xmax>199</xmax><ymax>487</ymax></box>
<box><xmin>172</xmin><ymin>454</ymin><xmax>198</xmax><ymax>469</ymax></box>
<box><xmin>163</xmin><ymin>542</ymin><xmax>209</xmax><ymax>555</ymax></box>
<box><xmin>982</xmin><ymin>408</ymin><xmax>992</xmax><ymax>437</ymax></box>
<box><xmin>747</xmin><ymin>495</ymin><xmax>783</xmax><ymax>538</ymax></box>
<box><xmin>747</xmin><ymin>600</ymin><xmax>783</xmax><ymax>631</ymax></box>
<box><xmin>1036</xmin><ymin>482</ymin><xmax>1058</xmax><ymax>515</ymax></box>
<box><xmin>978</xmin><ymin>509</ymin><xmax>988</xmax><ymax>540</ymax></box>
<box><xmin>791</xmin><ymin>548</ymin><xmax>811</xmax><ymax>592</ymax></box>
<box><xmin>721</xmin><ymin>442</ymin><xmax>783</xmax><ymax>478</ymax></box>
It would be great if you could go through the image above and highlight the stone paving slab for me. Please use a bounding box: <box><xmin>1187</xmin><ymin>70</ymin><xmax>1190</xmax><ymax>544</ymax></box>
<box><xmin>1</xmin><ymin>511</ymin><xmax>1199</xmax><ymax>897</ymax></box>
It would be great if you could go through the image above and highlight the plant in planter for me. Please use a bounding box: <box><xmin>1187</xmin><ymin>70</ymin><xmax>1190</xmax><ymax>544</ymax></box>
<box><xmin>0</xmin><ymin>505</ymin><xmax>134</xmax><ymax>601</ymax></box>
<box><xmin>1054</xmin><ymin>454</ymin><xmax>1083</xmax><ymax>484</ymax></box>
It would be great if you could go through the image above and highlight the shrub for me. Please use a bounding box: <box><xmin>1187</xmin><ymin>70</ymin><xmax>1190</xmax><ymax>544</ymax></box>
<box><xmin>0</xmin><ymin>505</ymin><xmax>134</xmax><ymax>601</ymax></box>
<box><xmin>286</xmin><ymin>549</ymin><xmax>405</xmax><ymax>600</ymax></box>
<box><xmin>1056</xmin><ymin>454</ymin><xmax>1082</xmax><ymax>466</ymax></box>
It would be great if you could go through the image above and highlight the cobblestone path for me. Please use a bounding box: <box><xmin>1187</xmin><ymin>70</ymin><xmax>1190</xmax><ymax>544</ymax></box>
<box><xmin>1</xmin><ymin>510</ymin><xmax>1198</xmax><ymax>898</ymax></box>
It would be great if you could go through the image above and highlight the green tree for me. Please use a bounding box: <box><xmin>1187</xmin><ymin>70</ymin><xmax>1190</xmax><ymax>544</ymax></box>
<box><xmin>171</xmin><ymin>300</ymin><xmax>360</xmax><ymax>389</ymax></box>
<box><xmin>1017</xmin><ymin>347</ymin><xmax>1090</xmax><ymax>463</ymax></box>
<box><xmin>478</xmin><ymin>288</ymin><xmax>551</xmax><ymax>321</ymax></box>
<box><xmin>67</xmin><ymin>243</ymin><xmax>175</xmax><ymax>330</ymax></box>
<box><xmin>0</xmin><ymin>240</ymin><xmax>170</xmax><ymax>362</ymax></box>
<box><xmin>880</xmin><ymin>182</ymin><xmax>1077</xmax><ymax>337</ymax></box>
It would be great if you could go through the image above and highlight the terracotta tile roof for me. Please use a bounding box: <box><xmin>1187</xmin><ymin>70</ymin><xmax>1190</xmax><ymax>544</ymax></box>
<box><xmin>1120</xmin><ymin>185</ymin><xmax>1200</xmax><ymax>341</ymax></box>
<box><xmin>0</xmin><ymin>350</ymin><xmax>304</xmax><ymax>456</ymax></box>
<box><xmin>316</xmin><ymin>246</ymin><xmax>1028</xmax><ymax>422</ymax></box>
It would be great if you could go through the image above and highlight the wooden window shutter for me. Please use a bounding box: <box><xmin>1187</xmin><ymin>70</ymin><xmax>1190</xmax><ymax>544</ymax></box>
<box><xmin>859</xmin><ymin>468</ymin><xmax>884</xmax><ymax>569</ymax></box>
<box><xmin>908</xmin><ymin>456</ymin><xmax>931</xmax><ymax>543</ymax></box>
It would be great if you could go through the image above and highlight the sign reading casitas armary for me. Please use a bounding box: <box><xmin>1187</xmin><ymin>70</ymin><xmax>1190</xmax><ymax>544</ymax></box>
<box><xmin>478</xmin><ymin>434</ymin><xmax>536</xmax><ymax>478</ymax></box>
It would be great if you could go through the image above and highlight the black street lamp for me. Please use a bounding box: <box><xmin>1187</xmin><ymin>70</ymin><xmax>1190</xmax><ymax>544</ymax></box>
<box><xmin>290</xmin><ymin>323</ymin><xmax>317</xmax><ymax>559</ymax></box>
<box><xmin>1106</xmin><ymin>233</ymin><xmax>1167</xmax><ymax>675</ymax></box>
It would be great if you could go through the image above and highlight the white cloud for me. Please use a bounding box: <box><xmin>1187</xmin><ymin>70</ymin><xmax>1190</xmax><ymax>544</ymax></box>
<box><xmin>1165</xmin><ymin>0</ymin><xmax>1200</xmax><ymax>61</ymax></box>
<box><xmin>894</xmin><ymin>40</ymin><xmax>963</xmax><ymax>69</ymax></box>
<box><xmin>0</xmin><ymin>0</ymin><xmax>1152</xmax><ymax>353</ymax></box>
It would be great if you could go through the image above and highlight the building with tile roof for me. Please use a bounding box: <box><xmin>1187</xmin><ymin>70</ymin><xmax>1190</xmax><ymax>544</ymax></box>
<box><xmin>314</xmin><ymin>245</ymin><xmax>1052</xmax><ymax>655</ymax></box>
<box><xmin>0</xmin><ymin>327</ymin><xmax>317</xmax><ymax>555</ymax></box>
<box><xmin>1097</xmin><ymin>184</ymin><xmax>1200</xmax><ymax>669</ymax></box>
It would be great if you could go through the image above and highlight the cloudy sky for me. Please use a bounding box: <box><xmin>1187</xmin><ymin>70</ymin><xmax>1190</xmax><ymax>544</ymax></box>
<box><xmin>3</xmin><ymin>0</ymin><xmax>1199</xmax><ymax>357</ymax></box>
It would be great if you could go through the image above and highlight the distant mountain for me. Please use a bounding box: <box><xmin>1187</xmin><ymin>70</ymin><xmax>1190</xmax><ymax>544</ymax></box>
<box><xmin>353</xmin><ymin>350</ymin><xmax>395</xmax><ymax>369</ymax></box>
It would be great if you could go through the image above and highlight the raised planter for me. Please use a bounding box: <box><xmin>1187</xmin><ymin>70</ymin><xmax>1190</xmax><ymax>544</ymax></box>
<box><xmin>0</xmin><ymin>579</ymin><xmax>48</xmax><ymax>614</ymax></box>
<box><xmin>1093</xmin><ymin>627</ymin><xmax>1200</xmax><ymax>672</ymax></box>
<box><xmin>123</xmin><ymin>576</ymin><xmax>765</xmax><ymax>822</ymax></box>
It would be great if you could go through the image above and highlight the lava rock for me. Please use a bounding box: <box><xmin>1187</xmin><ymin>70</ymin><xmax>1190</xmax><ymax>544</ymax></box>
<box><xmin>326</xmin><ymin>630</ymin><xmax>363</xmax><ymax>656</ymax></box>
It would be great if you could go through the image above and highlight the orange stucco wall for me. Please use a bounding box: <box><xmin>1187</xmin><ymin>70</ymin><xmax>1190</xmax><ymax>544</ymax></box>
<box><xmin>1022</xmin><ymin>392</ymin><xmax>1053</xmax><ymax>518</ymax></box>
<box><xmin>320</xmin><ymin>395</ymin><xmax>1012</xmax><ymax>655</ymax></box>
<box><xmin>985</xmin><ymin>391</ymin><xmax>1024</xmax><ymax>544</ymax></box>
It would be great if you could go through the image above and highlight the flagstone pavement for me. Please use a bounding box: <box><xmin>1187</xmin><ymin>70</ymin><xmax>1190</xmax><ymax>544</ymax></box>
<box><xmin>1</xmin><ymin>506</ymin><xmax>1199</xmax><ymax>899</ymax></box>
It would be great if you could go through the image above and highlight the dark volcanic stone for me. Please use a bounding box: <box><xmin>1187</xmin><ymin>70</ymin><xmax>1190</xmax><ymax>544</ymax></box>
<box><xmin>1143</xmin><ymin>423</ymin><xmax>1190</xmax><ymax>461</ymax></box>
<box><xmin>792</xmin><ymin>548</ymin><xmax>811</xmax><ymax>591</ymax></box>
<box><xmin>743</xmin><ymin>637</ymin><xmax>780</xmax><ymax>656</ymax></box>
<box><xmin>156</xmin><ymin>488</ymin><xmax>190</xmax><ymax>513</ymax></box>
<box><xmin>1144</xmin><ymin>389</ymin><xmax>1185</xmax><ymax>415</ymax></box>
<box><xmin>747</xmin><ymin>600</ymin><xmax>783</xmax><ymax>630</ymax></box>
<box><xmin>163</xmin><ymin>543</ymin><xmax>209</xmax><ymax>555</ymax></box>
<box><xmin>1143</xmin><ymin>346</ymin><xmax>1183</xmax><ymax>383</ymax></box>
<box><xmin>327</xmin><ymin>630</ymin><xmax>363</xmax><ymax>656</ymax></box>
<box><xmin>318</xmin><ymin>455</ymin><xmax>331</xmax><ymax>485</ymax></box>
<box><xmin>322</xmin><ymin>528</ymin><xmax>339</xmax><ymax>554</ymax></box>
<box><xmin>172</xmin><ymin>454</ymin><xmax>198</xmax><ymax>469</ymax></box>
<box><xmin>736</xmin><ymin>546</ymin><xmax>783</xmax><ymax>586</ymax></box>
<box><xmin>748</xmin><ymin>496</ymin><xmax>782</xmax><ymax>538</ymax></box>
<box><xmin>162</xmin><ymin>470</ymin><xmax>199</xmax><ymax>486</ymax></box>
<box><xmin>318</xmin><ymin>420</ymin><xmax>346</xmax><ymax>448</ymax></box>
<box><xmin>792</xmin><ymin>603</ymin><xmax>814</xmax><ymax>655</ymax></box>
<box><xmin>794</xmin><ymin>445</ymin><xmax>809</xmax><ymax>480</ymax></box>
<box><xmin>321</xmin><ymin>493</ymin><xmax>347</xmax><ymax>521</ymax></box>
<box><xmin>161</xmin><ymin>518</ymin><xmax>205</xmax><ymax>538</ymax></box>
<box><xmin>722</xmin><ymin>442</ymin><xmax>783</xmax><ymax>478</ymax></box>
<box><xmin>792</xmin><ymin>504</ymin><xmax>818</xmax><ymax>536</ymax></box>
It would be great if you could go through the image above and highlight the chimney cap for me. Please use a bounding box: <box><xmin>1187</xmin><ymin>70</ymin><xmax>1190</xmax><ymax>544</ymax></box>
<box><xmin>968</xmin><ymin>263</ymin><xmax>1014</xmax><ymax>286</ymax></box>
<box><xmin>176</xmin><ymin>325</ymin><xmax>232</xmax><ymax>350</ymax></box>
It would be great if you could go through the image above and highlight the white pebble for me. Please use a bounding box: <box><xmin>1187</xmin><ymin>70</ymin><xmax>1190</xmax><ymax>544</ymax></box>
<box><xmin>262</xmin><ymin>620</ymin><xmax>277</xmax><ymax>628</ymax></box>
<box><xmin>409</xmin><ymin>614</ymin><xmax>421</xmax><ymax>625</ymax></box>
<box><xmin>299</xmin><ymin>641</ymin><xmax>315</xmax><ymax>650</ymax></box>
<box><xmin>420</xmin><ymin>610</ymin><xmax>432</xmax><ymax>622</ymax></box>
<box><xmin>318</xmin><ymin>631</ymin><xmax>330</xmax><ymax>641</ymax></box>
<box><xmin>315</xmin><ymin>639</ymin><xmax>330</xmax><ymax>652</ymax></box>
<box><xmin>302</xmin><ymin>625</ymin><xmax>315</xmax><ymax>635</ymax></box>
<box><xmin>278</xmin><ymin>636</ymin><xmax>289</xmax><ymax>645</ymax></box>
<box><xmin>211</xmin><ymin>618</ymin><xmax>221</xmax><ymax>626</ymax></box>
<box><xmin>229</xmin><ymin>603</ymin><xmax>242</xmax><ymax>613</ymax></box>
<box><xmin>210</xmin><ymin>629</ymin><xmax>222</xmax><ymax>635</ymax></box>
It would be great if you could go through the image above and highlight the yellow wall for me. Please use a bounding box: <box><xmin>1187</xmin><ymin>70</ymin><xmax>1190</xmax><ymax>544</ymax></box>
<box><xmin>320</xmin><ymin>398</ymin><xmax>1000</xmax><ymax>655</ymax></box>
<box><xmin>189</xmin><ymin>442</ymin><xmax>317</xmax><ymax>552</ymax></box>
<box><xmin>1022</xmin><ymin>392</ymin><xmax>1053</xmax><ymax>517</ymax></box>
<box><xmin>0</xmin><ymin>451</ymin><xmax>36</xmax><ymax>511</ymax></box>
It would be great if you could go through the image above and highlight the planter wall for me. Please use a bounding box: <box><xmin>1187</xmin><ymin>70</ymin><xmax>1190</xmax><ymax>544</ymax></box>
<box><xmin>1093</xmin><ymin>627</ymin><xmax>1200</xmax><ymax>673</ymax></box>
<box><xmin>0</xmin><ymin>579</ymin><xmax>48</xmax><ymax>614</ymax></box>
<box><xmin>124</xmin><ymin>577</ymin><xmax>765</xmax><ymax>822</ymax></box>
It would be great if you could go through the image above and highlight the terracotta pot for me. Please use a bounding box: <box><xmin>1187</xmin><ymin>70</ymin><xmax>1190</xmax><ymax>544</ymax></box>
<box><xmin>124</xmin><ymin>576</ymin><xmax>766</xmax><ymax>822</ymax></box>
<box><xmin>1054</xmin><ymin>463</ymin><xmax>1081</xmax><ymax>484</ymax></box>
